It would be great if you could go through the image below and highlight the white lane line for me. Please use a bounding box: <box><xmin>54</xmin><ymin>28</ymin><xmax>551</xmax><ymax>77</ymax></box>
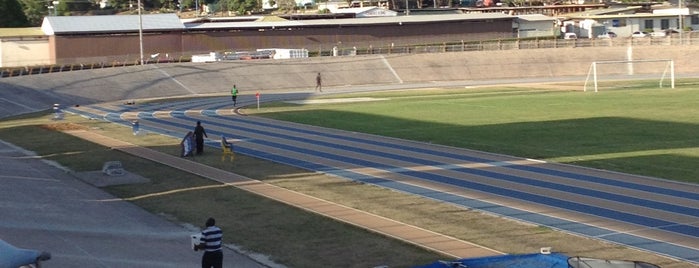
<box><xmin>0</xmin><ymin>175</ymin><xmax>60</xmax><ymax>182</ymax></box>
<box><xmin>381</xmin><ymin>55</ymin><xmax>403</xmax><ymax>84</ymax></box>
<box><xmin>153</xmin><ymin>66</ymin><xmax>197</xmax><ymax>95</ymax></box>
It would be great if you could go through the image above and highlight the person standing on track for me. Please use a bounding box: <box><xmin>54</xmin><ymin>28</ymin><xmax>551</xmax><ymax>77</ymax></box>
<box><xmin>195</xmin><ymin>217</ymin><xmax>223</xmax><ymax>268</ymax></box>
<box><xmin>315</xmin><ymin>72</ymin><xmax>322</xmax><ymax>92</ymax></box>
<box><xmin>193</xmin><ymin>121</ymin><xmax>208</xmax><ymax>155</ymax></box>
<box><xmin>231</xmin><ymin>84</ymin><xmax>239</xmax><ymax>106</ymax></box>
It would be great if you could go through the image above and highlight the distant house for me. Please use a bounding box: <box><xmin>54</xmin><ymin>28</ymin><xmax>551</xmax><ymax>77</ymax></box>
<box><xmin>318</xmin><ymin>0</ymin><xmax>350</xmax><ymax>12</ymax></box>
<box><xmin>333</xmin><ymin>7</ymin><xmax>398</xmax><ymax>17</ymax></box>
<box><xmin>560</xmin><ymin>5</ymin><xmax>692</xmax><ymax>38</ymax></box>
<box><xmin>41</xmin><ymin>14</ymin><xmax>185</xmax><ymax>64</ymax></box>
<box><xmin>514</xmin><ymin>14</ymin><xmax>557</xmax><ymax>38</ymax></box>
<box><xmin>295</xmin><ymin>0</ymin><xmax>315</xmax><ymax>7</ymax></box>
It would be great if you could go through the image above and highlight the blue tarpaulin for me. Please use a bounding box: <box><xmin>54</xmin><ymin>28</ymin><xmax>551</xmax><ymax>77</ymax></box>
<box><xmin>414</xmin><ymin>253</ymin><xmax>570</xmax><ymax>268</ymax></box>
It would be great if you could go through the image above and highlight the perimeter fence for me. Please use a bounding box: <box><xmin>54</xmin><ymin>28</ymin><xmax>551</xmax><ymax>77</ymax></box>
<box><xmin>3</xmin><ymin>34</ymin><xmax>699</xmax><ymax>78</ymax></box>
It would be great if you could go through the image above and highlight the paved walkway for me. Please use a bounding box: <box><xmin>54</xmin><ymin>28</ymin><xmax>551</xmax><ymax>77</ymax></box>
<box><xmin>0</xmin><ymin>140</ymin><xmax>269</xmax><ymax>268</ymax></box>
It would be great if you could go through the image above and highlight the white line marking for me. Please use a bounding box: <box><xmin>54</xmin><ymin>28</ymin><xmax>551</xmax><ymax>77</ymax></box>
<box><xmin>0</xmin><ymin>175</ymin><xmax>60</xmax><ymax>182</ymax></box>
<box><xmin>525</xmin><ymin>158</ymin><xmax>547</xmax><ymax>163</ymax></box>
<box><xmin>0</xmin><ymin>97</ymin><xmax>36</xmax><ymax>110</ymax></box>
<box><xmin>380</xmin><ymin>55</ymin><xmax>403</xmax><ymax>84</ymax></box>
<box><xmin>153</xmin><ymin>66</ymin><xmax>197</xmax><ymax>95</ymax></box>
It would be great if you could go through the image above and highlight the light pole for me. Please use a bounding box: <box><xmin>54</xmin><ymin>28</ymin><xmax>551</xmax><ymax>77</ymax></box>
<box><xmin>50</xmin><ymin>1</ymin><xmax>59</xmax><ymax>16</ymax></box>
<box><xmin>678</xmin><ymin>0</ymin><xmax>683</xmax><ymax>43</ymax></box>
<box><xmin>138</xmin><ymin>0</ymin><xmax>144</xmax><ymax>65</ymax></box>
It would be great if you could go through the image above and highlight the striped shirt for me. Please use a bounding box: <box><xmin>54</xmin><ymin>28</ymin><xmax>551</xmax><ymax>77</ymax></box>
<box><xmin>200</xmin><ymin>226</ymin><xmax>223</xmax><ymax>252</ymax></box>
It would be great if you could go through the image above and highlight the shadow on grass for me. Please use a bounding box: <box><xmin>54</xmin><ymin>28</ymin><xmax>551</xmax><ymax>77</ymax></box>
<box><xmin>571</xmin><ymin>153</ymin><xmax>699</xmax><ymax>183</ymax></box>
<box><xmin>269</xmin><ymin>110</ymin><xmax>699</xmax><ymax>182</ymax></box>
<box><xmin>277</xmin><ymin>110</ymin><xmax>699</xmax><ymax>157</ymax></box>
<box><xmin>462</xmin><ymin>117</ymin><xmax>699</xmax><ymax>158</ymax></box>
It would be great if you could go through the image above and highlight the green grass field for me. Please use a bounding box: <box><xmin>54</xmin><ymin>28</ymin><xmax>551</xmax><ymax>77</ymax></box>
<box><xmin>1</xmin><ymin>81</ymin><xmax>698</xmax><ymax>268</ymax></box>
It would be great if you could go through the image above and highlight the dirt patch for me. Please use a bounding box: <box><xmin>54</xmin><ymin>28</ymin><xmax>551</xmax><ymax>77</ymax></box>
<box><xmin>42</xmin><ymin>123</ymin><xmax>89</xmax><ymax>131</ymax></box>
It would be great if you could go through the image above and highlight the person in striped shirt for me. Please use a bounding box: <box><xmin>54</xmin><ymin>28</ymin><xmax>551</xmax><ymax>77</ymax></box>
<box><xmin>195</xmin><ymin>217</ymin><xmax>223</xmax><ymax>268</ymax></box>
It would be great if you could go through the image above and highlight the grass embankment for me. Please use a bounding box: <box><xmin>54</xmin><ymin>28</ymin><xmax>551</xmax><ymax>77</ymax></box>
<box><xmin>1</xmin><ymin>82</ymin><xmax>698</xmax><ymax>268</ymax></box>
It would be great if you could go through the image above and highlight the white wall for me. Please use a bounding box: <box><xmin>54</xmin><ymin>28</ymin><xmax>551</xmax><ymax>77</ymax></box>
<box><xmin>517</xmin><ymin>20</ymin><xmax>555</xmax><ymax>38</ymax></box>
<box><xmin>0</xmin><ymin>37</ymin><xmax>51</xmax><ymax>68</ymax></box>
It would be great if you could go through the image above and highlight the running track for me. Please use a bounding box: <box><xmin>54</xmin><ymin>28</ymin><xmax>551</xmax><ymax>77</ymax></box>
<box><xmin>66</xmin><ymin>96</ymin><xmax>699</xmax><ymax>265</ymax></box>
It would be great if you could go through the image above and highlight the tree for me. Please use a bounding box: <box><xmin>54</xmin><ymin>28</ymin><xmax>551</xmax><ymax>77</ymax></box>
<box><xmin>275</xmin><ymin>0</ymin><xmax>295</xmax><ymax>13</ymax></box>
<box><xmin>0</xmin><ymin>0</ymin><xmax>30</xmax><ymax>27</ymax></box>
<box><xmin>222</xmin><ymin>0</ymin><xmax>259</xmax><ymax>15</ymax></box>
<box><xmin>18</xmin><ymin>0</ymin><xmax>46</xmax><ymax>26</ymax></box>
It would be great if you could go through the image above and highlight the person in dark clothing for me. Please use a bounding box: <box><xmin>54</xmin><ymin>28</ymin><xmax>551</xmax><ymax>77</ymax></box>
<box><xmin>193</xmin><ymin>121</ymin><xmax>208</xmax><ymax>155</ymax></box>
<box><xmin>315</xmin><ymin>72</ymin><xmax>322</xmax><ymax>92</ymax></box>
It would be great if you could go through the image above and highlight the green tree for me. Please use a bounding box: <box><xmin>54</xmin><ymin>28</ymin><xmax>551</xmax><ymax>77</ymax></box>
<box><xmin>275</xmin><ymin>0</ymin><xmax>295</xmax><ymax>12</ymax></box>
<box><xmin>18</xmin><ymin>0</ymin><xmax>46</xmax><ymax>26</ymax></box>
<box><xmin>54</xmin><ymin>0</ymin><xmax>68</xmax><ymax>15</ymax></box>
<box><xmin>0</xmin><ymin>0</ymin><xmax>30</xmax><ymax>27</ymax></box>
<box><xmin>222</xmin><ymin>0</ymin><xmax>259</xmax><ymax>14</ymax></box>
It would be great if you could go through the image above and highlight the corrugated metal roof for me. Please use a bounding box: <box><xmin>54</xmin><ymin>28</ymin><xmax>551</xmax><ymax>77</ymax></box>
<box><xmin>185</xmin><ymin>13</ymin><xmax>513</xmax><ymax>30</ymax></box>
<box><xmin>516</xmin><ymin>14</ymin><xmax>556</xmax><ymax>22</ymax></box>
<box><xmin>42</xmin><ymin>13</ymin><xmax>185</xmax><ymax>35</ymax></box>
<box><xmin>561</xmin><ymin>6</ymin><xmax>642</xmax><ymax>17</ymax></box>
<box><xmin>38</xmin><ymin>13</ymin><xmax>513</xmax><ymax>34</ymax></box>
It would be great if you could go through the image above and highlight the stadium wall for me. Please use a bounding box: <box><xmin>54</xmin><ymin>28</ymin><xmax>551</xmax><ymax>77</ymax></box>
<box><xmin>1</xmin><ymin>45</ymin><xmax>698</xmax><ymax>118</ymax></box>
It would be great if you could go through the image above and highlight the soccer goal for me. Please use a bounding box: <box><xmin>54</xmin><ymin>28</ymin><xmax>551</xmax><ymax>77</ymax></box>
<box><xmin>583</xmin><ymin>59</ymin><xmax>674</xmax><ymax>92</ymax></box>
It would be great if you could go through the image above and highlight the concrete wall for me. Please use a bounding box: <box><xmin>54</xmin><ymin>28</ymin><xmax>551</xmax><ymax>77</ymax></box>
<box><xmin>386</xmin><ymin>45</ymin><xmax>699</xmax><ymax>82</ymax></box>
<box><xmin>1</xmin><ymin>44</ymin><xmax>698</xmax><ymax>118</ymax></box>
<box><xmin>0</xmin><ymin>36</ymin><xmax>51</xmax><ymax>67</ymax></box>
<box><xmin>53</xmin><ymin>33</ymin><xmax>183</xmax><ymax>64</ymax></box>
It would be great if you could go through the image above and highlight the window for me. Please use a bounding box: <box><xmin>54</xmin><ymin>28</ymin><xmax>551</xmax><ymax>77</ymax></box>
<box><xmin>661</xmin><ymin>19</ymin><xmax>669</xmax><ymax>30</ymax></box>
<box><xmin>691</xmin><ymin>15</ymin><xmax>699</xmax><ymax>25</ymax></box>
<box><xmin>612</xmin><ymin>19</ymin><xmax>626</xmax><ymax>27</ymax></box>
<box><xmin>644</xmin><ymin>19</ymin><xmax>654</xmax><ymax>30</ymax></box>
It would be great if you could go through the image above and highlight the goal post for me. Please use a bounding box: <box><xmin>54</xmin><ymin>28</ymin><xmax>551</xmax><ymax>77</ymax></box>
<box><xmin>584</xmin><ymin>59</ymin><xmax>674</xmax><ymax>92</ymax></box>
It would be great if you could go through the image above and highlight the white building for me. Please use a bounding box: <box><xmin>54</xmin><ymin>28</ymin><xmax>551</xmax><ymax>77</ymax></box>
<box><xmin>333</xmin><ymin>7</ymin><xmax>397</xmax><ymax>17</ymax></box>
<box><xmin>318</xmin><ymin>0</ymin><xmax>349</xmax><ymax>12</ymax></box>
<box><xmin>0</xmin><ymin>28</ymin><xmax>50</xmax><ymax>68</ymax></box>
<box><xmin>514</xmin><ymin>14</ymin><xmax>557</xmax><ymax>38</ymax></box>
<box><xmin>561</xmin><ymin>6</ymin><xmax>693</xmax><ymax>38</ymax></box>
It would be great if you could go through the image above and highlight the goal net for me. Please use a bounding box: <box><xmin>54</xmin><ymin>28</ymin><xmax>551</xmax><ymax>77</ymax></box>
<box><xmin>584</xmin><ymin>59</ymin><xmax>675</xmax><ymax>92</ymax></box>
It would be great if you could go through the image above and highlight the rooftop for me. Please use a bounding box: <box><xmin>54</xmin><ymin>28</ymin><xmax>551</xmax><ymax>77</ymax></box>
<box><xmin>41</xmin><ymin>13</ymin><xmax>185</xmax><ymax>35</ymax></box>
<box><xmin>0</xmin><ymin>28</ymin><xmax>44</xmax><ymax>37</ymax></box>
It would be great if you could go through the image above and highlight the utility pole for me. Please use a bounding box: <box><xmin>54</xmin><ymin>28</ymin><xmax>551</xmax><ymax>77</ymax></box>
<box><xmin>678</xmin><ymin>0</ymin><xmax>683</xmax><ymax>43</ymax></box>
<box><xmin>138</xmin><ymin>0</ymin><xmax>144</xmax><ymax>65</ymax></box>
